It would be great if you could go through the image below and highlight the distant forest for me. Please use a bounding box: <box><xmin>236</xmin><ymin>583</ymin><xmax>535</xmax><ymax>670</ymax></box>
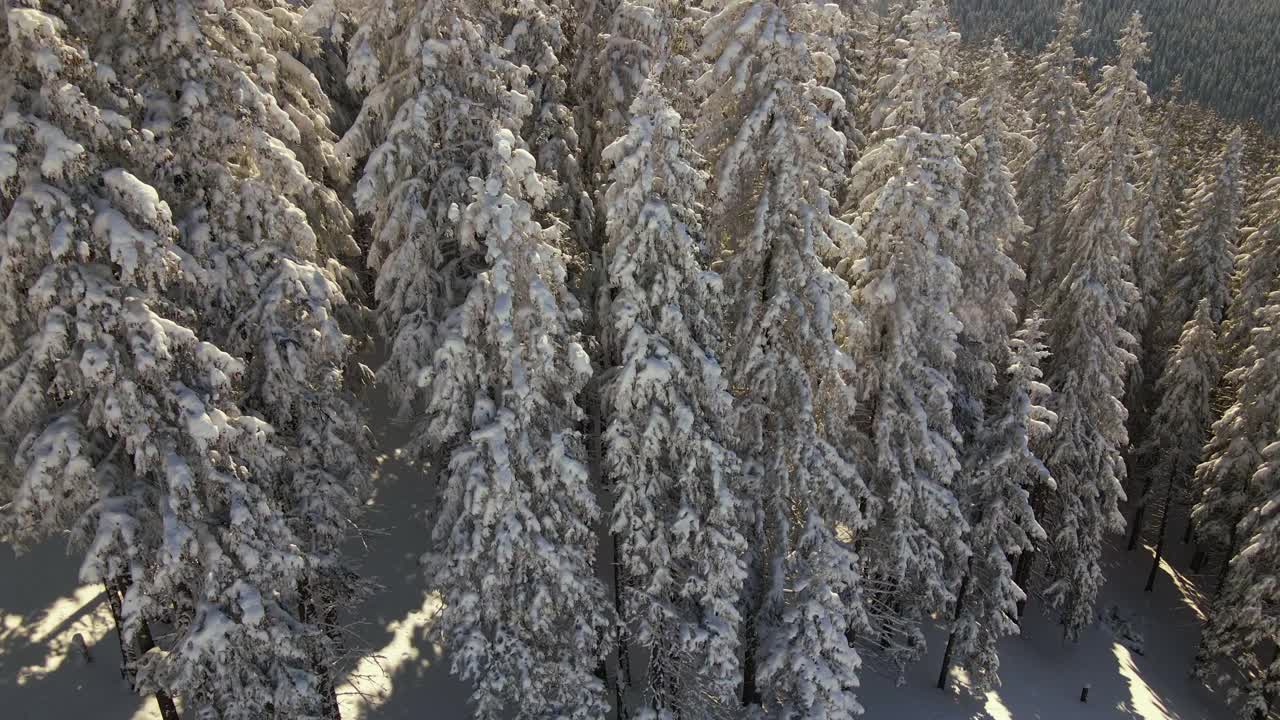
<box><xmin>948</xmin><ymin>0</ymin><xmax>1280</xmax><ymax>132</ymax></box>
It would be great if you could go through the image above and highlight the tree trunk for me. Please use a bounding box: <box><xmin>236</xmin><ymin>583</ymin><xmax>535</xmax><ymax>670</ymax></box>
<box><xmin>1145</xmin><ymin>467</ymin><xmax>1178</xmax><ymax>591</ymax></box>
<box><xmin>1013</xmin><ymin>550</ymin><xmax>1035</xmax><ymax>620</ymax></box>
<box><xmin>938</xmin><ymin>519</ymin><xmax>980</xmax><ymax>691</ymax></box>
<box><xmin>1212</xmin><ymin>529</ymin><xmax>1238</xmax><ymax>596</ymax></box>
<box><xmin>108</xmin><ymin>576</ymin><xmax>180</xmax><ymax>720</ymax></box>
<box><xmin>138</xmin><ymin>641</ymin><xmax>181</xmax><ymax>720</ymax></box>
<box><xmin>299</xmin><ymin>579</ymin><xmax>342</xmax><ymax>720</ymax></box>
<box><xmin>1190</xmin><ymin>547</ymin><xmax>1208</xmax><ymax>573</ymax></box>
<box><xmin>611</xmin><ymin>535</ymin><xmax>629</xmax><ymax>720</ymax></box>
<box><xmin>104</xmin><ymin>580</ymin><xmax>133</xmax><ymax>681</ymax></box>
<box><xmin>1127</xmin><ymin>474</ymin><xmax>1155</xmax><ymax>551</ymax></box>
<box><xmin>583</xmin><ymin>248</ymin><xmax>629</xmax><ymax>719</ymax></box>
<box><xmin>937</xmin><ymin>571</ymin><xmax>972</xmax><ymax>691</ymax></box>
<box><xmin>1015</xmin><ymin>486</ymin><xmax>1048</xmax><ymax>619</ymax></box>
<box><xmin>741</xmin><ymin>580</ymin><xmax>764</xmax><ymax>707</ymax></box>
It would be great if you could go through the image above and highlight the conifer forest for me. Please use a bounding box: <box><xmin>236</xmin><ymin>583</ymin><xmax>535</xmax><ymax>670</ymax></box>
<box><xmin>2</xmin><ymin>1</ymin><xmax>1279</xmax><ymax>719</ymax></box>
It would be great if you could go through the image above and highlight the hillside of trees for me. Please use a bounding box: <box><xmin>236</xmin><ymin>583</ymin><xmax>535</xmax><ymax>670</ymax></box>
<box><xmin>1</xmin><ymin>1</ymin><xmax>1278</xmax><ymax>719</ymax></box>
<box><xmin>949</xmin><ymin>0</ymin><xmax>1280</xmax><ymax>132</ymax></box>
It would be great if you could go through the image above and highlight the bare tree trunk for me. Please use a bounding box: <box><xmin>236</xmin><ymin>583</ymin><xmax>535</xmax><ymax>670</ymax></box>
<box><xmin>299</xmin><ymin>578</ymin><xmax>342</xmax><ymax>720</ymax></box>
<box><xmin>937</xmin><ymin>566</ymin><xmax>972</xmax><ymax>691</ymax></box>
<box><xmin>104</xmin><ymin>580</ymin><xmax>133</xmax><ymax>681</ymax></box>
<box><xmin>1015</xmin><ymin>486</ymin><xmax>1047</xmax><ymax>620</ymax></box>
<box><xmin>1212</xmin><ymin>529</ymin><xmax>1238</xmax><ymax>596</ymax></box>
<box><xmin>1127</xmin><ymin>474</ymin><xmax>1155</xmax><ymax>551</ymax></box>
<box><xmin>1145</xmin><ymin>467</ymin><xmax>1179</xmax><ymax>591</ymax></box>
<box><xmin>741</xmin><ymin>580</ymin><xmax>764</xmax><ymax>708</ymax></box>
<box><xmin>611</xmin><ymin>532</ymin><xmax>629</xmax><ymax>720</ymax></box>
<box><xmin>109</xmin><ymin>576</ymin><xmax>180</xmax><ymax>720</ymax></box>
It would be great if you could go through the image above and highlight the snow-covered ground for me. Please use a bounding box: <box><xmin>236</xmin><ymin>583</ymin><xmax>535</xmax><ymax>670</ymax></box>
<box><xmin>0</xmin><ymin>390</ymin><xmax>1233</xmax><ymax>719</ymax></box>
<box><xmin>858</xmin><ymin>533</ymin><xmax>1229</xmax><ymax>720</ymax></box>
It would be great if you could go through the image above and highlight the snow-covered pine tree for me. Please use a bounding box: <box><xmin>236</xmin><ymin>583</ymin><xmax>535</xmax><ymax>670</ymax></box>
<box><xmin>1128</xmin><ymin>300</ymin><xmax>1221</xmax><ymax>584</ymax></box>
<box><xmin>843</xmin><ymin>0</ymin><xmax>969</xmax><ymax>671</ymax></box>
<box><xmin>1163</xmin><ymin>128</ymin><xmax>1245</xmax><ymax>343</ymax></box>
<box><xmin>857</xmin><ymin>1</ymin><xmax>911</xmax><ymax>140</ymax></box>
<box><xmin>296</xmin><ymin>0</ymin><xmax>363</xmax><ymax>134</ymax></box>
<box><xmin>1222</xmin><ymin>173</ymin><xmax>1280</xmax><ymax>359</ymax></box>
<box><xmin>1038</xmin><ymin>12</ymin><xmax>1149</xmax><ymax>639</ymax></box>
<box><xmin>568</xmin><ymin>4</ymin><xmax>695</xmax><ymax>709</ymax></box>
<box><xmin>160</xmin><ymin>8</ymin><xmax>373</xmax><ymax>709</ymax></box>
<box><xmin>1197</xmin><ymin>429</ymin><xmax>1280</xmax><ymax>720</ymax></box>
<box><xmin>1015</xmin><ymin>0</ymin><xmax>1087</xmax><ymax>306</ymax></box>
<box><xmin>696</xmin><ymin>2</ymin><xmax>870</xmax><ymax>716</ymax></box>
<box><xmin>339</xmin><ymin>0</ymin><xmax>525</xmax><ymax>421</ymax></box>
<box><xmin>1193</xmin><ymin>292</ymin><xmax>1280</xmax><ymax>585</ymax></box>
<box><xmin>1121</xmin><ymin>112</ymin><xmax>1175</xmax><ymax>445</ymax></box>
<box><xmin>1</xmin><ymin>4</ymin><xmax>352</xmax><ymax>716</ymax></box>
<box><xmin>953</xmin><ymin>39</ymin><xmax>1027</xmax><ymax>446</ymax></box>
<box><xmin>936</xmin><ymin>42</ymin><xmax>1049</xmax><ymax>692</ymax></box>
<box><xmin>601</xmin><ymin>79</ymin><xmax>747</xmax><ymax>718</ymax></box>
<box><xmin>422</xmin><ymin>126</ymin><xmax>611</xmax><ymax>720</ymax></box>
<box><xmin>134</xmin><ymin>5</ymin><xmax>371</xmax><ymax>712</ymax></box>
<box><xmin>942</xmin><ymin>316</ymin><xmax>1055</xmax><ymax>691</ymax></box>
<box><xmin>862</xmin><ymin>0</ymin><xmax>960</xmax><ymax>140</ymax></box>
<box><xmin>501</xmin><ymin>0</ymin><xmax>595</xmax><ymax>254</ymax></box>
<box><xmin>572</xmin><ymin>0</ymin><xmax>685</xmax><ymax>185</ymax></box>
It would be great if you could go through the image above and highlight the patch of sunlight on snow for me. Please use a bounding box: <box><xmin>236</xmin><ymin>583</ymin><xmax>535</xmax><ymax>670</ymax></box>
<box><xmin>1145</xmin><ymin>544</ymin><xmax>1209</xmax><ymax>622</ymax></box>
<box><xmin>127</xmin><ymin>697</ymin><xmax>168</xmax><ymax>720</ymax></box>
<box><xmin>981</xmin><ymin>688</ymin><xmax>1014</xmax><ymax>720</ymax></box>
<box><xmin>951</xmin><ymin>665</ymin><xmax>1013</xmax><ymax>720</ymax></box>
<box><xmin>1113</xmin><ymin>642</ymin><xmax>1177</xmax><ymax>720</ymax></box>
<box><xmin>338</xmin><ymin>592</ymin><xmax>445</xmax><ymax>719</ymax></box>
<box><xmin>2</xmin><ymin>584</ymin><xmax>115</xmax><ymax>686</ymax></box>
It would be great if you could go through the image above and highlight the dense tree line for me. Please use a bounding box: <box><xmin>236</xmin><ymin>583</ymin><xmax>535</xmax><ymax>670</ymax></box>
<box><xmin>949</xmin><ymin>0</ymin><xmax>1280</xmax><ymax>133</ymax></box>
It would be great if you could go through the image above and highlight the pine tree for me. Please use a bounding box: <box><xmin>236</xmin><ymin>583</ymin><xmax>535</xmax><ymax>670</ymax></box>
<box><xmin>1197</xmin><ymin>430</ymin><xmax>1280</xmax><ymax>720</ymax></box>
<box><xmin>1222</xmin><ymin>174</ymin><xmax>1280</xmax><ymax>359</ymax></box>
<box><xmin>1164</xmin><ymin>127</ymin><xmax>1245</xmax><ymax>337</ymax></box>
<box><xmin>340</xmin><ymin>0</ymin><xmax>525</xmax><ymax>419</ymax></box>
<box><xmin>852</xmin><ymin>2</ymin><xmax>904</xmax><ymax>134</ymax></box>
<box><xmin>843</xmin><ymin>0</ymin><xmax>968</xmax><ymax>670</ymax></box>
<box><xmin>1038</xmin><ymin>12</ymin><xmax>1149</xmax><ymax>639</ymax></box>
<box><xmin>1015</xmin><ymin>0</ymin><xmax>1087</xmax><ymax>305</ymax></box>
<box><xmin>937</xmin><ymin>43</ymin><xmax>1050</xmax><ymax>692</ymax></box>
<box><xmin>954</xmin><ymin>39</ymin><xmax>1027</xmax><ymax>443</ymax></box>
<box><xmin>573</xmin><ymin>0</ymin><xmax>686</xmax><ymax>183</ymax></box>
<box><xmin>696</xmin><ymin>2</ymin><xmax>870</xmax><ymax>716</ymax></box>
<box><xmin>504</xmin><ymin>0</ymin><xmax>595</xmax><ymax>253</ymax></box>
<box><xmin>422</xmin><ymin>126</ymin><xmax>611</xmax><ymax>719</ymax></box>
<box><xmin>943</xmin><ymin>316</ymin><xmax>1055</xmax><ymax>691</ymax></box>
<box><xmin>601</xmin><ymin>79</ymin><xmax>747</xmax><ymax>717</ymax></box>
<box><xmin>1</xmin><ymin>4</ymin><xmax>354</xmax><ymax>716</ymax></box>
<box><xmin>570</xmin><ymin>4</ymin><xmax>696</xmax><ymax>710</ymax></box>
<box><xmin>1128</xmin><ymin>300</ymin><xmax>1221</xmax><ymax>582</ymax></box>
<box><xmin>154</xmin><ymin>5</ymin><xmax>372</xmax><ymax>712</ymax></box>
<box><xmin>1122</xmin><ymin>112</ymin><xmax>1175</xmax><ymax>441</ymax></box>
<box><xmin>1193</xmin><ymin>293</ymin><xmax>1280</xmax><ymax>579</ymax></box>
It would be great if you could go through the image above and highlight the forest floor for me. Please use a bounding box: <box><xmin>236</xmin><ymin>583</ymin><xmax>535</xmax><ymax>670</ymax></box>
<box><xmin>0</xmin><ymin>384</ymin><xmax>1234</xmax><ymax>719</ymax></box>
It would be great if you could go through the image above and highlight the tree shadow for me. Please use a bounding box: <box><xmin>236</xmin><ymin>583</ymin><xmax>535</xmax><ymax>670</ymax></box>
<box><xmin>0</xmin><ymin>540</ymin><xmax>158</xmax><ymax>718</ymax></box>
<box><xmin>331</xmin><ymin>379</ymin><xmax>475</xmax><ymax>719</ymax></box>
